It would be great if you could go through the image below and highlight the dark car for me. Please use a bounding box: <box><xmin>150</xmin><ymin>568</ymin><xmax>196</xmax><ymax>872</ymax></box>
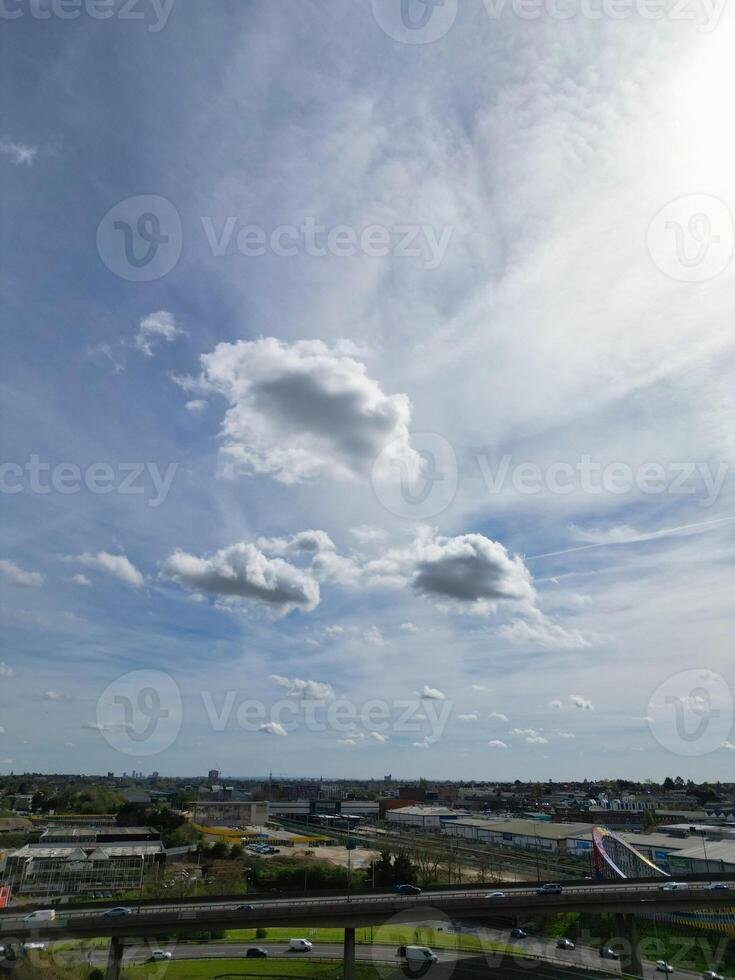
<box><xmin>536</xmin><ymin>883</ymin><xmax>563</xmax><ymax>896</ymax></box>
<box><xmin>236</xmin><ymin>904</ymin><xmax>253</xmax><ymax>911</ymax></box>
<box><xmin>600</xmin><ymin>947</ymin><xmax>620</xmax><ymax>960</ymax></box>
<box><xmin>394</xmin><ymin>884</ymin><xmax>422</xmax><ymax>895</ymax></box>
<box><xmin>103</xmin><ymin>907</ymin><xmax>132</xmax><ymax>918</ymax></box>
<box><xmin>246</xmin><ymin>947</ymin><xmax>268</xmax><ymax>958</ymax></box>
<box><xmin>510</xmin><ymin>928</ymin><xmax>527</xmax><ymax>939</ymax></box>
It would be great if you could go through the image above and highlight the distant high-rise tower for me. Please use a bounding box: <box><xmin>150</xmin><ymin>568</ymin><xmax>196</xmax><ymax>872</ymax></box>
<box><xmin>208</xmin><ymin>769</ymin><xmax>220</xmax><ymax>782</ymax></box>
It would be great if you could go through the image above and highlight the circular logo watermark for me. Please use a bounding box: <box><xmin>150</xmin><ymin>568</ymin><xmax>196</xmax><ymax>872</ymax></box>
<box><xmin>369</xmin><ymin>904</ymin><xmax>457</xmax><ymax>980</ymax></box>
<box><xmin>647</xmin><ymin>669</ymin><xmax>733</xmax><ymax>757</ymax></box>
<box><xmin>96</xmin><ymin>194</ymin><xmax>182</xmax><ymax>281</ymax></box>
<box><xmin>371</xmin><ymin>0</ymin><xmax>458</xmax><ymax>44</ymax></box>
<box><xmin>371</xmin><ymin>431</ymin><xmax>458</xmax><ymax>520</ymax></box>
<box><xmin>95</xmin><ymin>669</ymin><xmax>183</xmax><ymax>756</ymax></box>
<box><xmin>647</xmin><ymin>194</ymin><xmax>733</xmax><ymax>283</ymax></box>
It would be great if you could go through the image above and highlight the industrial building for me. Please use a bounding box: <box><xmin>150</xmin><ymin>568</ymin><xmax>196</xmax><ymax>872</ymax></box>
<box><xmin>442</xmin><ymin>817</ymin><xmax>596</xmax><ymax>856</ymax></box>
<box><xmin>385</xmin><ymin>806</ymin><xmax>461</xmax><ymax>831</ymax></box>
<box><xmin>3</xmin><ymin>826</ymin><xmax>164</xmax><ymax>896</ymax></box>
<box><xmin>190</xmin><ymin>800</ymin><xmax>268</xmax><ymax>828</ymax></box>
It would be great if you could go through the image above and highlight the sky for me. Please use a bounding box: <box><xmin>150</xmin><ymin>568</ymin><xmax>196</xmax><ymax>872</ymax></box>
<box><xmin>1</xmin><ymin>0</ymin><xmax>734</xmax><ymax>782</ymax></box>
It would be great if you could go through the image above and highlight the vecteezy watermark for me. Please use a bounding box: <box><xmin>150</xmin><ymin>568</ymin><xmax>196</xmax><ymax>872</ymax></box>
<box><xmin>95</xmin><ymin>670</ymin><xmax>183</xmax><ymax>756</ymax></box>
<box><xmin>201</xmin><ymin>216</ymin><xmax>454</xmax><ymax>270</ymax></box>
<box><xmin>97</xmin><ymin>194</ymin><xmax>182</xmax><ymax>281</ymax></box>
<box><xmin>0</xmin><ymin>456</ymin><xmax>178</xmax><ymax>507</ymax></box>
<box><xmin>647</xmin><ymin>669</ymin><xmax>734</xmax><ymax>757</ymax></box>
<box><xmin>371</xmin><ymin>0</ymin><xmax>725</xmax><ymax>40</ymax></box>
<box><xmin>476</xmin><ymin>454</ymin><xmax>729</xmax><ymax>507</ymax></box>
<box><xmin>0</xmin><ymin>0</ymin><xmax>176</xmax><ymax>31</ymax></box>
<box><xmin>647</xmin><ymin>194</ymin><xmax>734</xmax><ymax>282</ymax></box>
<box><xmin>371</xmin><ymin>431</ymin><xmax>459</xmax><ymax>520</ymax></box>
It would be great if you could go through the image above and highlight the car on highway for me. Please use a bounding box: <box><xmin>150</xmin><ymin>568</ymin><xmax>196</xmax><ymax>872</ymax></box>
<box><xmin>103</xmin><ymin>907</ymin><xmax>133</xmax><ymax>918</ymax></box>
<box><xmin>656</xmin><ymin>960</ymin><xmax>675</xmax><ymax>973</ymax></box>
<box><xmin>702</xmin><ymin>971</ymin><xmax>724</xmax><ymax>979</ymax></box>
<box><xmin>23</xmin><ymin>910</ymin><xmax>56</xmax><ymax>923</ymax></box>
<box><xmin>705</xmin><ymin>882</ymin><xmax>730</xmax><ymax>891</ymax></box>
<box><xmin>556</xmin><ymin>938</ymin><xmax>576</xmax><ymax>950</ymax></box>
<box><xmin>510</xmin><ymin>928</ymin><xmax>527</xmax><ymax>939</ymax></box>
<box><xmin>288</xmin><ymin>938</ymin><xmax>313</xmax><ymax>952</ymax></box>
<box><xmin>246</xmin><ymin>947</ymin><xmax>268</xmax><ymax>958</ymax></box>
<box><xmin>600</xmin><ymin>947</ymin><xmax>619</xmax><ymax>960</ymax></box>
<box><xmin>485</xmin><ymin>891</ymin><xmax>506</xmax><ymax>900</ymax></box>
<box><xmin>236</xmin><ymin>904</ymin><xmax>253</xmax><ymax>911</ymax></box>
<box><xmin>393</xmin><ymin>883</ymin><xmax>422</xmax><ymax>895</ymax></box>
<box><xmin>536</xmin><ymin>882</ymin><xmax>563</xmax><ymax>895</ymax></box>
<box><xmin>23</xmin><ymin>942</ymin><xmax>48</xmax><ymax>951</ymax></box>
<box><xmin>397</xmin><ymin>945</ymin><xmax>438</xmax><ymax>965</ymax></box>
<box><xmin>151</xmin><ymin>950</ymin><xmax>172</xmax><ymax>961</ymax></box>
<box><xmin>660</xmin><ymin>881</ymin><xmax>688</xmax><ymax>892</ymax></box>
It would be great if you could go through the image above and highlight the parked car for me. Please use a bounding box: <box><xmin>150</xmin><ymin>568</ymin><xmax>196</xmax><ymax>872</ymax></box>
<box><xmin>151</xmin><ymin>950</ymin><xmax>172</xmax><ymax>961</ymax></box>
<box><xmin>288</xmin><ymin>938</ymin><xmax>313</xmax><ymax>952</ymax></box>
<box><xmin>23</xmin><ymin>910</ymin><xmax>56</xmax><ymax>923</ymax></box>
<box><xmin>103</xmin><ymin>907</ymin><xmax>133</xmax><ymax>918</ymax></box>
<box><xmin>485</xmin><ymin>891</ymin><xmax>506</xmax><ymax>900</ymax></box>
<box><xmin>510</xmin><ymin>928</ymin><xmax>527</xmax><ymax>939</ymax></box>
<box><xmin>600</xmin><ymin>947</ymin><xmax>619</xmax><ymax>960</ymax></box>
<box><xmin>660</xmin><ymin>882</ymin><xmax>688</xmax><ymax>892</ymax></box>
<box><xmin>557</xmin><ymin>938</ymin><xmax>576</xmax><ymax>950</ymax></box>
<box><xmin>656</xmin><ymin>961</ymin><xmax>675</xmax><ymax>973</ymax></box>
<box><xmin>246</xmin><ymin>947</ymin><xmax>268</xmax><ymax>958</ymax></box>
<box><xmin>702</xmin><ymin>971</ymin><xmax>724</xmax><ymax>979</ymax></box>
<box><xmin>537</xmin><ymin>883</ymin><xmax>563</xmax><ymax>896</ymax></box>
<box><xmin>393</xmin><ymin>883</ymin><xmax>422</xmax><ymax>895</ymax></box>
<box><xmin>705</xmin><ymin>882</ymin><xmax>730</xmax><ymax>892</ymax></box>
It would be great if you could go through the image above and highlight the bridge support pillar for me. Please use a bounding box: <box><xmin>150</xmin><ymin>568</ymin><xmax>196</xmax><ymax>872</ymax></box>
<box><xmin>343</xmin><ymin>927</ymin><xmax>356</xmax><ymax>980</ymax></box>
<box><xmin>105</xmin><ymin>936</ymin><xmax>124</xmax><ymax>980</ymax></box>
<box><xmin>614</xmin><ymin>913</ymin><xmax>644</xmax><ymax>979</ymax></box>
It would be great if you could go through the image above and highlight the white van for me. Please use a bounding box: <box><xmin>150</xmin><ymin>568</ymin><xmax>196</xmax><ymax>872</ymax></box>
<box><xmin>23</xmin><ymin>910</ymin><xmax>56</xmax><ymax>923</ymax></box>
<box><xmin>288</xmin><ymin>938</ymin><xmax>313</xmax><ymax>952</ymax></box>
<box><xmin>399</xmin><ymin>945</ymin><xmax>438</xmax><ymax>965</ymax></box>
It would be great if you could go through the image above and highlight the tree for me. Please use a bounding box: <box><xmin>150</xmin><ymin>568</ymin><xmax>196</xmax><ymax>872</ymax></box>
<box><xmin>373</xmin><ymin>850</ymin><xmax>394</xmax><ymax>887</ymax></box>
<box><xmin>392</xmin><ymin>851</ymin><xmax>416</xmax><ymax>885</ymax></box>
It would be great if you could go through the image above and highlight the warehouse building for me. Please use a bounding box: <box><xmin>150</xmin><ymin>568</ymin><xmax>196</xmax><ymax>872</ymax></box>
<box><xmin>385</xmin><ymin>806</ymin><xmax>462</xmax><ymax>831</ymax></box>
<box><xmin>442</xmin><ymin>817</ymin><xmax>596</xmax><ymax>856</ymax></box>
<box><xmin>668</xmin><ymin>840</ymin><xmax>735</xmax><ymax>875</ymax></box>
<box><xmin>190</xmin><ymin>800</ymin><xmax>268</xmax><ymax>828</ymax></box>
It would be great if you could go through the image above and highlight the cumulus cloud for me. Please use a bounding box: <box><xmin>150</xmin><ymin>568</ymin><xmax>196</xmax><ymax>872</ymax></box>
<box><xmin>558</xmin><ymin>731</ymin><xmax>576</xmax><ymax>739</ymax></box>
<box><xmin>525</xmin><ymin>735</ymin><xmax>549</xmax><ymax>744</ymax></box>
<box><xmin>488</xmin><ymin>739</ymin><xmax>508</xmax><ymax>749</ymax></box>
<box><xmin>185</xmin><ymin>399</ymin><xmax>208</xmax><ymax>414</ymax></box>
<box><xmin>569</xmin><ymin>694</ymin><xmax>594</xmax><ymax>711</ymax></box>
<box><xmin>413</xmin><ymin>739</ymin><xmax>431</xmax><ymax>749</ymax></box>
<box><xmin>66</xmin><ymin>552</ymin><xmax>144</xmax><ymax>588</ymax></box>
<box><xmin>67</xmin><ymin>573</ymin><xmax>92</xmax><ymax>587</ymax></box>
<box><xmin>472</xmin><ymin>684</ymin><xmax>492</xmax><ymax>693</ymax></box>
<box><xmin>497</xmin><ymin>617</ymin><xmax>591</xmax><ymax>650</ymax></box>
<box><xmin>489</xmin><ymin>711</ymin><xmax>509</xmax><ymax>722</ymax></box>
<box><xmin>258</xmin><ymin>722</ymin><xmax>288</xmax><ymax>736</ymax></box>
<box><xmin>417</xmin><ymin>685</ymin><xmax>445</xmax><ymax>700</ymax></box>
<box><xmin>134</xmin><ymin>310</ymin><xmax>182</xmax><ymax>356</ymax></box>
<box><xmin>161</xmin><ymin>541</ymin><xmax>319</xmax><ymax>614</ymax></box>
<box><xmin>364</xmin><ymin>625</ymin><xmax>387</xmax><ymax>647</ymax></box>
<box><xmin>0</xmin><ymin>560</ymin><xmax>43</xmax><ymax>587</ymax></box>
<box><xmin>39</xmin><ymin>691</ymin><xmax>74</xmax><ymax>702</ymax></box>
<box><xmin>400</xmin><ymin>622</ymin><xmax>420</xmax><ymax>633</ymax></box>
<box><xmin>510</xmin><ymin>727</ymin><xmax>543</xmax><ymax>738</ymax></box>
<box><xmin>338</xmin><ymin>738</ymin><xmax>357</xmax><ymax>746</ymax></box>
<box><xmin>721</xmin><ymin>740</ymin><xmax>735</xmax><ymax>751</ymax></box>
<box><xmin>0</xmin><ymin>135</ymin><xmax>36</xmax><ymax>166</ymax></box>
<box><xmin>258</xmin><ymin>530</ymin><xmax>336</xmax><ymax>556</ymax></box>
<box><xmin>350</xmin><ymin>525</ymin><xmax>387</xmax><ymax>545</ymax></box>
<box><xmin>269</xmin><ymin>675</ymin><xmax>335</xmax><ymax>700</ymax></box>
<box><xmin>190</xmin><ymin>337</ymin><xmax>419</xmax><ymax>483</ymax></box>
<box><xmin>458</xmin><ymin>713</ymin><xmax>478</xmax><ymax>721</ymax></box>
<box><xmin>370</xmin><ymin>731</ymin><xmax>389</xmax><ymax>743</ymax></box>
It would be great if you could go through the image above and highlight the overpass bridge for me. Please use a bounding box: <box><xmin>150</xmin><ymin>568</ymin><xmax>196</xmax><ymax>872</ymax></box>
<box><xmin>2</xmin><ymin>878</ymin><xmax>733</xmax><ymax>978</ymax></box>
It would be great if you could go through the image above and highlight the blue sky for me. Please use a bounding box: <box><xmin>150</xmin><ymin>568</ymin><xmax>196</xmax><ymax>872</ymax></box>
<box><xmin>1</xmin><ymin>0</ymin><xmax>734</xmax><ymax>780</ymax></box>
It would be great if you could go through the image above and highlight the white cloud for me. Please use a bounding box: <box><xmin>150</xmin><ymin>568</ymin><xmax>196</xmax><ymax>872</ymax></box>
<box><xmin>569</xmin><ymin>694</ymin><xmax>595</xmax><ymax>711</ymax></box>
<box><xmin>721</xmin><ymin>740</ymin><xmax>735</xmax><ymax>751</ymax></box>
<box><xmin>525</xmin><ymin>735</ymin><xmax>549</xmax><ymax>744</ymax></box>
<box><xmin>557</xmin><ymin>731</ymin><xmax>576</xmax><ymax>739</ymax></box>
<box><xmin>400</xmin><ymin>622</ymin><xmax>420</xmax><ymax>633</ymax></box>
<box><xmin>472</xmin><ymin>684</ymin><xmax>492</xmax><ymax>693</ymax></box>
<box><xmin>510</xmin><ymin>727</ymin><xmax>543</xmax><ymax>738</ymax></box>
<box><xmin>0</xmin><ymin>560</ymin><xmax>43</xmax><ymax>587</ymax></box>
<box><xmin>338</xmin><ymin>738</ymin><xmax>357</xmax><ymax>746</ymax></box>
<box><xmin>413</xmin><ymin>739</ymin><xmax>431</xmax><ymax>748</ymax></box>
<box><xmin>134</xmin><ymin>310</ymin><xmax>182</xmax><ymax>356</ymax></box>
<box><xmin>162</xmin><ymin>541</ymin><xmax>319</xmax><ymax>614</ymax></box>
<box><xmin>364</xmin><ymin>625</ymin><xmax>387</xmax><ymax>647</ymax></box>
<box><xmin>67</xmin><ymin>574</ymin><xmax>92</xmax><ymax>587</ymax></box>
<box><xmin>0</xmin><ymin>663</ymin><xmax>14</xmax><ymax>678</ymax></box>
<box><xmin>370</xmin><ymin>731</ymin><xmax>389</xmax><ymax>743</ymax></box>
<box><xmin>0</xmin><ymin>135</ymin><xmax>36</xmax><ymax>166</ymax></box>
<box><xmin>417</xmin><ymin>685</ymin><xmax>445</xmax><ymax>700</ymax></box>
<box><xmin>258</xmin><ymin>530</ymin><xmax>336</xmax><ymax>556</ymax></box>
<box><xmin>258</xmin><ymin>722</ymin><xmax>287</xmax><ymax>736</ymax></box>
<box><xmin>269</xmin><ymin>675</ymin><xmax>335</xmax><ymax>700</ymax></box>
<box><xmin>458</xmin><ymin>713</ymin><xmax>478</xmax><ymax>721</ymax></box>
<box><xmin>192</xmin><ymin>337</ymin><xmax>419</xmax><ymax>483</ymax></box>
<box><xmin>548</xmin><ymin>699</ymin><xmax>564</xmax><ymax>710</ymax></box>
<box><xmin>489</xmin><ymin>711</ymin><xmax>509</xmax><ymax>722</ymax></box>
<box><xmin>350</xmin><ymin>525</ymin><xmax>387</xmax><ymax>545</ymax></box>
<box><xmin>497</xmin><ymin>616</ymin><xmax>591</xmax><ymax>650</ymax></box>
<box><xmin>67</xmin><ymin>552</ymin><xmax>144</xmax><ymax>588</ymax></box>
<box><xmin>41</xmin><ymin>691</ymin><xmax>73</xmax><ymax>702</ymax></box>
<box><xmin>82</xmin><ymin>721</ymin><xmax>133</xmax><ymax>733</ymax></box>
<box><xmin>186</xmin><ymin>399</ymin><xmax>208</xmax><ymax>414</ymax></box>
<box><xmin>487</xmin><ymin>740</ymin><xmax>509</xmax><ymax>749</ymax></box>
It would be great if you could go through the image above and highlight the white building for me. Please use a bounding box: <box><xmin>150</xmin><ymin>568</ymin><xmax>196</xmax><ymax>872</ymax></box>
<box><xmin>385</xmin><ymin>806</ymin><xmax>461</xmax><ymax>831</ymax></box>
<box><xmin>442</xmin><ymin>817</ymin><xmax>595</xmax><ymax>856</ymax></box>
